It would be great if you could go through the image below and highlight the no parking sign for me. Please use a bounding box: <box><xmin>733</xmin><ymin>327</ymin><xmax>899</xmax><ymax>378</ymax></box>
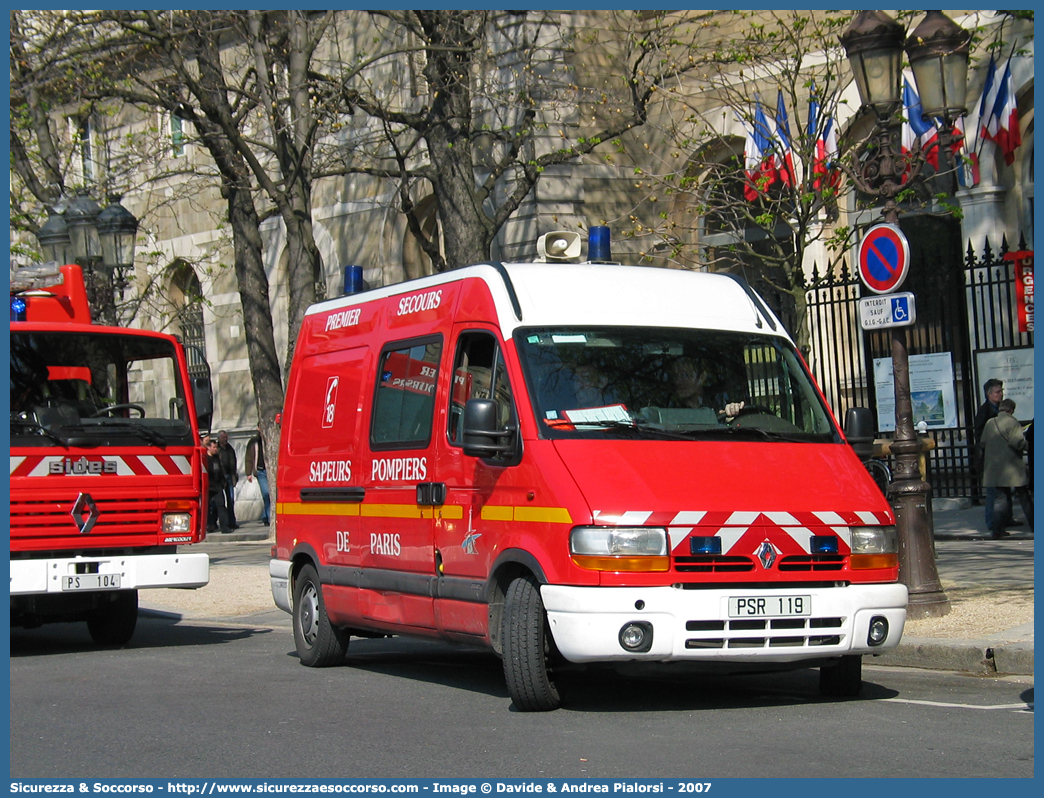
<box><xmin>858</xmin><ymin>224</ymin><xmax>910</xmax><ymax>295</ymax></box>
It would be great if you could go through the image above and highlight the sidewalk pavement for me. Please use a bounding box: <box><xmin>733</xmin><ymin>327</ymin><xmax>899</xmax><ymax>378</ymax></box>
<box><xmin>156</xmin><ymin>501</ymin><xmax>1034</xmax><ymax>677</ymax></box>
<box><xmin>873</xmin><ymin>498</ymin><xmax>1034</xmax><ymax>677</ymax></box>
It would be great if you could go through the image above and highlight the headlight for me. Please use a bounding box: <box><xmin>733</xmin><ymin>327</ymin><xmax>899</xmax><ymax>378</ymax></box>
<box><xmin>850</xmin><ymin>526</ymin><xmax>898</xmax><ymax>569</ymax></box>
<box><xmin>570</xmin><ymin>526</ymin><xmax>669</xmax><ymax>572</ymax></box>
<box><xmin>162</xmin><ymin>512</ymin><xmax>192</xmax><ymax>534</ymax></box>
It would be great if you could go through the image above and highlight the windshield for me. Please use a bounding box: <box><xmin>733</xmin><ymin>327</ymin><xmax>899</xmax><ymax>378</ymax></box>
<box><xmin>11</xmin><ymin>330</ymin><xmax>194</xmax><ymax>448</ymax></box>
<box><xmin>514</xmin><ymin>327</ymin><xmax>838</xmax><ymax>442</ymax></box>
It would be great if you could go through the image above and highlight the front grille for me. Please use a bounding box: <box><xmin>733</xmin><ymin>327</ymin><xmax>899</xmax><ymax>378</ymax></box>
<box><xmin>10</xmin><ymin>496</ymin><xmax>167</xmax><ymax>541</ymax></box>
<box><xmin>777</xmin><ymin>554</ymin><xmax>845</xmax><ymax>571</ymax></box>
<box><xmin>683</xmin><ymin>616</ymin><xmax>847</xmax><ymax>650</ymax></box>
<box><xmin>674</xmin><ymin>555</ymin><xmax>755</xmax><ymax>573</ymax></box>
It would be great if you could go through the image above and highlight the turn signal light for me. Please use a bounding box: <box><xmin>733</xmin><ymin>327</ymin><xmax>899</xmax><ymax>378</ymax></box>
<box><xmin>571</xmin><ymin>555</ymin><xmax>670</xmax><ymax>572</ymax></box>
<box><xmin>850</xmin><ymin>553</ymin><xmax>898</xmax><ymax>569</ymax></box>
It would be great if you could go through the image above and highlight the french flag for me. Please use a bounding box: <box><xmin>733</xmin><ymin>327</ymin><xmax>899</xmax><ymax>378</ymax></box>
<box><xmin>743</xmin><ymin>100</ymin><xmax>777</xmax><ymax>200</ymax></box>
<box><xmin>990</xmin><ymin>61</ymin><xmax>1022</xmax><ymax>165</ymax></box>
<box><xmin>807</xmin><ymin>89</ymin><xmax>839</xmax><ymax>193</ymax></box>
<box><xmin>902</xmin><ymin>79</ymin><xmax>939</xmax><ymax>170</ymax></box>
<box><xmin>773</xmin><ymin>91</ymin><xmax>796</xmax><ymax>188</ymax></box>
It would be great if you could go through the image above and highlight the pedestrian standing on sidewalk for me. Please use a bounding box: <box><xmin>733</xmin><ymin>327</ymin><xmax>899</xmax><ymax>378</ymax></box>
<box><xmin>974</xmin><ymin>379</ymin><xmax>1009</xmax><ymax>533</ymax></box>
<box><xmin>205</xmin><ymin>438</ymin><xmax>232</xmax><ymax>533</ymax></box>
<box><xmin>981</xmin><ymin>398</ymin><xmax>1033</xmax><ymax>539</ymax></box>
<box><xmin>245</xmin><ymin>426</ymin><xmax>271</xmax><ymax>526</ymax></box>
<box><xmin>217</xmin><ymin>430</ymin><xmax>239</xmax><ymax>530</ymax></box>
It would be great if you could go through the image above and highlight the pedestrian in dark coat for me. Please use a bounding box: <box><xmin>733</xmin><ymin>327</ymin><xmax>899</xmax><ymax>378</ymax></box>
<box><xmin>217</xmin><ymin>430</ymin><xmax>239</xmax><ymax>530</ymax></box>
<box><xmin>206</xmin><ymin>439</ymin><xmax>231</xmax><ymax>533</ymax></box>
<box><xmin>973</xmin><ymin>378</ymin><xmax>1007</xmax><ymax>532</ymax></box>
<box><xmin>981</xmin><ymin>399</ymin><xmax>1033</xmax><ymax>539</ymax></box>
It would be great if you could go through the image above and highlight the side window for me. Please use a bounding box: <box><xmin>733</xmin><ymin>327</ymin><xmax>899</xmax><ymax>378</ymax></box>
<box><xmin>449</xmin><ymin>332</ymin><xmax>515</xmax><ymax>446</ymax></box>
<box><xmin>371</xmin><ymin>337</ymin><xmax>441</xmax><ymax>449</ymax></box>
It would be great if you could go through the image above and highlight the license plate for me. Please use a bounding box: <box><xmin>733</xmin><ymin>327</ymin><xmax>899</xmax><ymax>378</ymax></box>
<box><xmin>728</xmin><ymin>595</ymin><xmax>811</xmax><ymax>617</ymax></box>
<box><xmin>61</xmin><ymin>574</ymin><xmax>122</xmax><ymax>592</ymax></box>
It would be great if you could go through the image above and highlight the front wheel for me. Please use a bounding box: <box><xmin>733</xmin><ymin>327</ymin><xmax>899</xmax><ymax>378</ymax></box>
<box><xmin>502</xmin><ymin>575</ymin><xmax>561</xmax><ymax>711</ymax></box>
<box><xmin>293</xmin><ymin>563</ymin><xmax>349</xmax><ymax>667</ymax></box>
<box><xmin>87</xmin><ymin>590</ymin><xmax>138</xmax><ymax>645</ymax></box>
<box><xmin>819</xmin><ymin>654</ymin><xmax>863</xmax><ymax>697</ymax></box>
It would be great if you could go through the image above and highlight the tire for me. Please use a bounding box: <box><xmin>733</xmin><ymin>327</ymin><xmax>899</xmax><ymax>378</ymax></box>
<box><xmin>293</xmin><ymin>563</ymin><xmax>349</xmax><ymax>667</ymax></box>
<box><xmin>87</xmin><ymin>590</ymin><xmax>138</xmax><ymax>645</ymax></box>
<box><xmin>819</xmin><ymin>654</ymin><xmax>863</xmax><ymax>697</ymax></box>
<box><xmin>501</xmin><ymin>575</ymin><xmax>561</xmax><ymax>711</ymax></box>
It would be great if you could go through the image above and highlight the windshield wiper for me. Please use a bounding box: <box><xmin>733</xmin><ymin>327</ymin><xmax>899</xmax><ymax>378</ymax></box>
<box><xmin>548</xmin><ymin>418</ymin><xmax>695</xmax><ymax>441</ymax></box>
<box><xmin>98</xmin><ymin>422</ymin><xmax>168</xmax><ymax>447</ymax></box>
<box><xmin>71</xmin><ymin>421</ymin><xmax>168</xmax><ymax>447</ymax></box>
<box><xmin>11</xmin><ymin>419</ymin><xmax>69</xmax><ymax>447</ymax></box>
<box><xmin>714</xmin><ymin>425</ymin><xmax>810</xmax><ymax>443</ymax></box>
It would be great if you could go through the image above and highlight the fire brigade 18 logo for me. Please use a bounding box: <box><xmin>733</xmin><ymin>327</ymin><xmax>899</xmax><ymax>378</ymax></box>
<box><xmin>49</xmin><ymin>456</ymin><xmax>118</xmax><ymax>475</ymax></box>
<box><xmin>322</xmin><ymin>376</ymin><xmax>339</xmax><ymax>428</ymax></box>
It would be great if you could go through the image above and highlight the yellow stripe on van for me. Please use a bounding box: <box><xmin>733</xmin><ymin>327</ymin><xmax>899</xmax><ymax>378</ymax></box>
<box><xmin>276</xmin><ymin>502</ymin><xmax>466</xmax><ymax>520</ymax></box>
<box><xmin>359</xmin><ymin>504</ymin><xmax>465</xmax><ymax>520</ymax></box>
<box><xmin>362</xmin><ymin>503</ymin><xmax>428</xmax><ymax>519</ymax></box>
<box><xmin>480</xmin><ymin>505</ymin><xmax>572</xmax><ymax>524</ymax></box>
<box><xmin>480</xmin><ymin>505</ymin><xmax>514</xmax><ymax>522</ymax></box>
<box><xmin>278</xmin><ymin>502</ymin><xmax>360</xmax><ymax>517</ymax></box>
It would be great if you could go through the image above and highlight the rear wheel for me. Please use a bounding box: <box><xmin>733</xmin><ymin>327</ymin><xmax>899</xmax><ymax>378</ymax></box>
<box><xmin>819</xmin><ymin>654</ymin><xmax>863</xmax><ymax>697</ymax></box>
<box><xmin>293</xmin><ymin>563</ymin><xmax>349</xmax><ymax>667</ymax></box>
<box><xmin>502</xmin><ymin>575</ymin><xmax>561</xmax><ymax>711</ymax></box>
<box><xmin>87</xmin><ymin>590</ymin><xmax>138</xmax><ymax>645</ymax></box>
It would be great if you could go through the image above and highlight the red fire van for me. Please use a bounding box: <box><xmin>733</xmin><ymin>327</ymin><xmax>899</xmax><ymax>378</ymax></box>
<box><xmin>271</xmin><ymin>242</ymin><xmax>907</xmax><ymax>710</ymax></box>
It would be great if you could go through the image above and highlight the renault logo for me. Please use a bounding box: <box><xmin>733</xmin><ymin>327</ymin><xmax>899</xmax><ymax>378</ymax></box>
<box><xmin>71</xmin><ymin>493</ymin><xmax>100</xmax><ymax>535</ymax></box>
<box><xmin>754</xmin><ymin>540</ymin><xmax>777</xmax><ymax>569</ymax></box>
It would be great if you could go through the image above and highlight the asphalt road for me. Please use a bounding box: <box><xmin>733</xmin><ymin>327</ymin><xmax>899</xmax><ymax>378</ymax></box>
<box><xmin>10</xmin><ymin>615</ymin><xmax>1034</xmax><ymax>780</ymax></box>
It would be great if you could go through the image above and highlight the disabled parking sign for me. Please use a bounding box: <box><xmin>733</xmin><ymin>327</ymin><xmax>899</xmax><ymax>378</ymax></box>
<box><xmin>858</xmin><ymin>224</ymin><xmax>910</xmax><ymax>294</ymax></box>
<box><xmin>858</xmin><ymin>292</ymin><xmax>916</xmax><ymax>329</ymax></box>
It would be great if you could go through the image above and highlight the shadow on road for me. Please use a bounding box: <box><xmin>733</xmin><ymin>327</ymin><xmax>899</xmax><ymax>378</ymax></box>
<box><xmin>10</xmin><ymin>614</ymin><xmax>275</xmax><ymax>657</ymax></box>
<box><xmin>274</xmin><ymin>635</ymin><xmax>901</xmax><ymax>711</ymax></box>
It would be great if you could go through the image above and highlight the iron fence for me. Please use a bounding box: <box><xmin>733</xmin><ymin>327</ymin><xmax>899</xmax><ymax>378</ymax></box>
<box><xmin>801</xmin><ymin>233</ymin><xmax>1032</xmax><ymax>499</ymax></box>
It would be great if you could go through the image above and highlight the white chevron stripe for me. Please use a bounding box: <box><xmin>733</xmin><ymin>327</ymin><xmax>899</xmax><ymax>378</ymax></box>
<box><xmin>717</xmin><ymin>527</ymin><xmax>749</xmax><ymax>553</ymax></box>
<box><xmin>814</xmin><ymin>511</ymin><xmax>846</xmax><ymax>525</ymax></box>
<box><xmin>833</xmin><ymin>526</ymin><xmax>853</xmax><ymax>547</ymax></box>
<box><xmin>10</xmin><ymin>456</ymin><xmax>26</xmax><ymax>475</ymax></box>
<box><xmin>726</xmin><ymin>511</ymin><xmax>759</xmax><ymax>525</ymax></box>
<box><xmin>782</xmin><ymin>526</ymin><xmax>814</xmax><ymax>552</ymax></box>
<box><xmin>170</xmin><ymin>456</ymin><xmax>191</xmax><ymax>475</ymax></box>
<box><xmin>138</xmin><ymin>456</ymin><xmax>167</xmax><ymax>475</ymax></box>
<box><xmin>670</xmin><ymin>510</ymin><xmax>707</xmax><ymax>525</ymax></box>
<box><xmin>667</xmin><ymin>527</ymin><xmax>693</xmax><ymax>550</ymax></box>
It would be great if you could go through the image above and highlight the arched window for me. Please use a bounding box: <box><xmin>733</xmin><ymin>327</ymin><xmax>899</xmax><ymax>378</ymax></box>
<box><xmin>168</xmin><ymin>261</ymin><xmax>209</xmax><ymax>380</ymax></box>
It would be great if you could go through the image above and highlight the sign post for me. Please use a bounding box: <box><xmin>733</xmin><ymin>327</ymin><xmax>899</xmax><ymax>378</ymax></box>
<box><xmin>855</xmin><ymin>223</ymin><xmax>949</xmax><ymax>617</ymax></box>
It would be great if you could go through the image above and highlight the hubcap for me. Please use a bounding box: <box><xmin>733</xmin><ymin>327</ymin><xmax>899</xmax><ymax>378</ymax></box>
<box><xmin>300</xmin><ymin>584</ymin><xmax>319</xmax><ymax>645</ymax></box>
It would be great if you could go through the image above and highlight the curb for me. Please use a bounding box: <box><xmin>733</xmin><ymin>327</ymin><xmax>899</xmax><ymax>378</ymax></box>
<box><xmin>875</xmin><ymin>636</ymin><xmax>1034</xmax><ymax>676</ymax></box>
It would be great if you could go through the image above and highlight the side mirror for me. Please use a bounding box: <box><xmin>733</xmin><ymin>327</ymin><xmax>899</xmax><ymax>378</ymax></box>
<box><xmin>192</xmin><ymin>376</ymin><xmax>213</xmax><ymax>433</ymax></box>
<box><xmin>462</xmin><ymin>398</ymin><xmax>516</xmax><ymax>458</ymax></box>
<box><xmin>844</xmin><ymin>407</ymin><xmax>875</xmax><ymax>461</ymax></box>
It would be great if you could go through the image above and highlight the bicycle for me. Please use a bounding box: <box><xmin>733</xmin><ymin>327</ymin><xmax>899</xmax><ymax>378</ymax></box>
<box><xmin>862</xmin><ymin>457</ymin><xmax>892</xmax><ymax>498</ymax></box>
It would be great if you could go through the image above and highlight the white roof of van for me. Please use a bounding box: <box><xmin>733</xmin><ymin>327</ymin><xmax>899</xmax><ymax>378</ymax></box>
<box><xmin>307</xmin><ymin>261</ymin><xmax>790</xmax><ymax>340</ymax></box>
<box><xmin>500</xmin><ymin>262</ymin><xmax>785</xmax><ymax>337</ymax></box>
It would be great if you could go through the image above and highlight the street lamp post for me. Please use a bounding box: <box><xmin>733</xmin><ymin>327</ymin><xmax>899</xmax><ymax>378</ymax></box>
<box><xmin>840</xmin><ymin>10</ymin><xmax>972</xmax><ymax>619</ymax></box>
<box><xmin>34</xmin><ymin>190</ymin><xmax>138</xmax><ymax>326</ymax></box>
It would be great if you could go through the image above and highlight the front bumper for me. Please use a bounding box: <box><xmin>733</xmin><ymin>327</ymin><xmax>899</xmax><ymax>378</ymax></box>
<box><xmin>541</xmin><ymin>582</ymin><xmax>908</xmax><ymax>663</ymax></box>
<box><xmin>10</xmin><ymin>552</ymin><xmax>210</xmax><ymax>595</ymax></box>
<box><xmin>270</xmin><ymin>558</ymin><xmax>292</xmax><ymax>614</ymax></box>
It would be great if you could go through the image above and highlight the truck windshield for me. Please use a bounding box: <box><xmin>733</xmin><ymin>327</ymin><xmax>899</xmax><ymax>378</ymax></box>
<box><xmin>514</xmin><ymin>326</ymin><xmax>838</xmax><ymax>443</ymax></box>
<box><xmin>10</xmin><ymin>330</ymin><xmax>194</xmax><ymax>448</ymax></box>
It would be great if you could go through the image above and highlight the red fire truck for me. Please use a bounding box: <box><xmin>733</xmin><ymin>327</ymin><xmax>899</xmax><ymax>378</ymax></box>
<box><xmin>10</xmin><ymin>263</ymin><xmax>212</xmax><ymax>644</ymax></box>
